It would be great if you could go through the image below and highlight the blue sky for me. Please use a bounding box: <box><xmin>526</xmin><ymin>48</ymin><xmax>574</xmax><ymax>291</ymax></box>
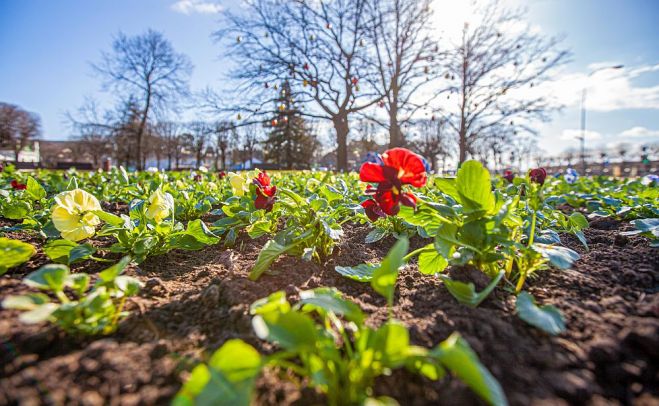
<box><xmin>1</xmin><ymin>0</ymin><xmax>658</xmax><ymax>158</ymax></box>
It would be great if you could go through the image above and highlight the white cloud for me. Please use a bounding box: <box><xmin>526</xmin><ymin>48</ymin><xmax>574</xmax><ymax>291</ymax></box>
<box><xmin>619</xmin><ymin>126</ymin><xmax>659</xmax><ymax>138</ymax></box>
<box><xmin>541</xmin><ymin>63</ymin><xmax>659</xmax><ymax>111</ymax></box>
<box><xmin>171</xmin><ymin>0</ymin><xmax>223</xmax><ymax>15</ymax></box>
<box><xmin>560</xmin><ymin>129</ymin><xmax>602</xmax><ymax>141</ymax></box>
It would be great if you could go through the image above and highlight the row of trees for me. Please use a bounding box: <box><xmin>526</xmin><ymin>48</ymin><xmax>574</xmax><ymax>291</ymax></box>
<box><xmin>212</xmin><ymin>0</ymin><xmax>568</xmax><ymax>170</ymax></box>
<box><xmin>61</xmin><ymin>0</ymin><xmax>568</xmax><ymax>171</ymax></box>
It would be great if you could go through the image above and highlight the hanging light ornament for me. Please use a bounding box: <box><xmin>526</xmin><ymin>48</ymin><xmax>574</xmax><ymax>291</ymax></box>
<box><xmin>379</xmin><ymin>101</ymin><xmax>385</xmax><ymax>108</ymax></box>
<box><xmin>303</xmin><ymin>63</ymin><xmax>309</xmax><ymax>70</ymax></box>
<box><xmin>431</xmin><ymin>115</ymin><xmax>436</xmax><ymax>121</ymax></box>
<box><xmin>264</xmin><ymin>82</ymin><xmax>269</xmax><ymax>89</ymax></box>
<box><xmin>274</xmin><ymin>84</ymin><xmax>279</xmax><ymax>90</ymax></box>
<box><xmin>236</xmin><ymin>36</ymin><xmax>242</xmax><ymax>43</ymax></box>
<box><xmin>424</xmin><ymin>66</ymin><xmax>430</xmax><ymax>74</ymax></box>
<box><xmin>351</xmin><ymin>77</ymin><xmax>358</xmax><ymax>86</ymax></box>
<box><xmin>303</xmin><ymin>79</ymin><xmax>309</xmax><ymax>87</ymax></box>
<box><xmin>311</xmin><ymin>80</ymin><xmax>318</xmax><ymax>87</ymax></box>
<box><xmin>279</xmin><ymin>104</ymin><xmax>286</xmax><ymax>111</ymax></box>
<box><xmin>283</xmin><ymin>116</ymin><xmax>289</xmax><ymax>122</ymax></box>
<box><xmin>271</xmin><ymin>119</ymin><xmax>278</xmax><ymax>126</ymax></box>
<box><xmin>444</xmin><ymin>73</ymin><xmax>450</xmax><ymax>79</ymax></box>
<box><xmin>237</xmin><ymin>113</ymin><xmax>242</xmax><ymax>120</ymax></box>
<box><xmin>326</xmin><ymin>22</ymin><xmax>332</xmax><ymax>29</ymax></box>
<box><xmin>309</xmin><ymin>34</ymin><xmax>316</xmax><ymax>41</ymax></box>
<box><xmin>359</xmin><ymin>39</ymin><xmax>365</xmax><ymax>46</ymax></box>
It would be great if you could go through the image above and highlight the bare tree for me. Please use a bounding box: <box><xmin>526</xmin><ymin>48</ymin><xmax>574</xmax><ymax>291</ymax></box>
<box><xmin>441</xmin><ymin>1</ymin><xmax>569</xmax><ymax>165</ymax></box>
<box><xmin>93</xmin><ymin>29</ymin><xmax>192</xmax><ymax>170</ymax></box>
<box><xmin>365</xmin><ymin>0</ymin><xmax>441</xmax><ymax>147</ymax></box>
<box><xmin>187</xmin><ymin>121</ymin><xmax>212</xmax><ymax>168</ymax></box>
<box><xmin>213</xmin><ymin>121</ymin><xmax>234</xmax><ymax>171</ymax></box>
<box><xmin>410</xmin><ymin>117</ymin><xmax>452</xmax><ymax>172</ymax></box>
<box><xmin>214</xmin><ymin>0</ymin><xmax>381</xmax><ymax>170</ymax></box>
<box><xmin>0</xmin><ymin>102</ymin><xmax>41</xmax><ymax>162</ymax></box>
<box><xmin>154</xmin><ymin>121</ymin><xmax>183</xmax><ymax>170</ymax></box>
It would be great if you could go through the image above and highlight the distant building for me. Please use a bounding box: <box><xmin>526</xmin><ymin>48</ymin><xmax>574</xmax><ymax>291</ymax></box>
<box><xmin>0</xmin><ymin>141</ymin><xmax>40</xmax><ymax>163</ymax></box>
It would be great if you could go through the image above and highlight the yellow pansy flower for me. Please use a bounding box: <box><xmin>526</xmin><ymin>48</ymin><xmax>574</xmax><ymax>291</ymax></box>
<box><xmin>145</xmin><ymin>189</ymin><xmax>174</xmax><ymax>223</ymax></box>
<box><xmin>228</xmin><ymin>172</ymin><xmax>248</xmax><ymax>197</ymax></box>
<box><xmin>51</xmin><ymin>189</ymin><xmax>102</xmax><ymax>242</ymax></box>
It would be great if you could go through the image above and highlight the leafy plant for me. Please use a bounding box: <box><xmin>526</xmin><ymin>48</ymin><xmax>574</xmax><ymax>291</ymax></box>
<box><xmin>248</xmin><ymin>187</ymin><xmax>345</xmax><ymax>280</ymax></box>
<box><xmin>176</xmin><ymin>287</ymin><xmax>507</xmax><ymax>406</ymax></box>
<box><xmin>2</xmin><ymin>256</ymin><xmax>141</xmax><ymax>335</ymax></box>
<box><xmin>621</xmin><ymin>218</ymin><xmax>659</xmax><ymax>247</ymax></box>
<box><xmin>0</xmin><ymin>237</ymin><xmax>36</xmax><ymax>275</ymax></box>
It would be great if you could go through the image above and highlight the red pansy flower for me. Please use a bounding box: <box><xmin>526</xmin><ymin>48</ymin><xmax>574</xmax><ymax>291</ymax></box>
<box><xmin>528</xmin><ymin>168</ymin><xmax>547</xmax><ymax>186</ymax></box>
<box><xmin>218</xmin><ymin>171</ymin><xmax>227</xmax><ymax>179</ymax></box>
<box><xmin>361</xmin><ymin>198</ymin><xmax>385</xmax><ymax>222</ymax></box>
<box><xmin>253</xmin><ymin>171</ymin><xmax>277</xmax><ymax>212</ymax></box>
<box><xmin>503</xmin><ymin>170</ymin><xmax>515</xmax><ymax>183</ymax></box>
<box><xmin>359</xmin><ymin>148</ymin><xmax>425</xmax><ymax>217</ymax></box>
<box><xmin>10</xmin><ymin>179</ymin><xmax>27</xmax><ymax>190</ymax></box>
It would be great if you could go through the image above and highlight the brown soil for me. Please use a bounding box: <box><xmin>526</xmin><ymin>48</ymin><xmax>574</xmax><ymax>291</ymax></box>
<box><xmin>1</xmin><ymin>219</ymin><xmax>658</xmax><ymax>405</ymax></box>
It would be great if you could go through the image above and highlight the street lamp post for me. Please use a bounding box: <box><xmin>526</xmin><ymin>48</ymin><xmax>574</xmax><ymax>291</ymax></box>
<box><xmin>578</xmin><ymin>64</ymin><xmax>624</xmax><ymax>173</ymax></box>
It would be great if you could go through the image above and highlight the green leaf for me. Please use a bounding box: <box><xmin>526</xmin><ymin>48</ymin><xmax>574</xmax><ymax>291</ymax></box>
<box><xmin>434</xmin><ymin>177</ymin><xmax>459</xmax><ymax>200</ymax></box>
<box><xmin>26</xmin><ymin>176</ymin><xmax>46</xmax><ymax>200</ymax></box>
<box><xmin>249</xmin><ymin>240</ymin><xmax>290</xmax><ymax>281</ymax></box>
<box><xmin>175</xmin><ymin>339</ymin><xmax>262</xmax><ymax>406</ymax></box>
<box><xmin>246</xmin><ymin>219</ymin><xmax>272</xmax><ymax>239</ymax></box>
<box><xmin>533</xmin><ymin>244</ymin><xmax>580</xmax><ymax>269</ymax></box>
<box><xmin>2</xmin><ymin>293</ymin><xmax>50</xmax><ymax>310</ymax></box>
<box><xmin>369</xmin><ymin>320</ymin><xmax>411</xmax><ymax>367</ymax></box>
<box><xmin>622</xmin><ymin>218</ymin><xmax>659</xmax><ymax>238</ymax></box>
<box><xmin>98</xmin><ymin>256</ymin><xmax>132</xmax><ymax>283</ymax></box>
<box><xmin>568</xmin><ymin>212</ymin><xmax>589</xmax><ymax>230</ymax></box>
<box><xmin>299</xmin><ymin>287</ymin><xmax>365</xmax><ymax>325</ymax></box>
<box><xmin>433</xmin><ymin>333</ymin><xmax>508</xmax><ymax>406</ymax></box>
<box><xmin>19</xmin><ymin>303</ymin><xmax>59</xmax><ymax>324</ymax></box>
<box><xmin>456</xmin><ymin>161</ymin><xmax>495</xmax><ymax>215</ymax></box>
<box><xmin>418</xmin><ymin>244</ymin><xmax>449</xmax><ymax>275</ymax></box>
<box><xmin>252</xmin><ymin>311</ymin><xmax>317</xmax><ymax>352</ymax></box>
<box><xmin>516</xmin><ymin>291</ymin><xmax>565</xmax><ymax>335</ymax></box>
<box><xmin>24</xmin><ymin>264</ymin><xmax>70</xmax><ymax>292</ymax></box>
<box><xmin>3</xmin><ymin>200</ymin><xmax>31</xmax><ymax>219</ymax></box>
<box><xmin>207</xmin><ymin>339</ymin><xmax>262</xmax><ymax>384</ymax></box>
<box><xmin>44</xmin><ymin>239</ymin><xmax>95</xmax><ymax>265</ymax></box>
<box><xmin>439</xmin><ymin>271</ymin><xmax>504</xmax><ymax>308</ymax></box>
<box><xmin>365</xmin><ymin>227</ymin><xmax>388</xmax><ymax>244</ymax></box>
<box><xmin>371</xmin><ymin>238</ymin><xmax>409</xmax><ymax>306</ymax></box>
<box><xmin>92</xmin><ymin>210</ymin><xmax>124</xmax><ymax>226</ymax></box>
<box><xmin>334</xmin><ymin>263</ymin><xmax>379</xmax><ymax>282</ymax></box>
<box><xmin>186</xmin><ymin>219</ymin><xmax>220</xmax><ymax>245</ymax></box>
<box><xmin>0</xmin><ymin>237</ymin><xmax>35</xmax><ymax>274</ymax></box>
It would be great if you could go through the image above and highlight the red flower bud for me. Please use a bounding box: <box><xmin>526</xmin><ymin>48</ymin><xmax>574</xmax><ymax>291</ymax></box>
<box><xmin>528</xmin><ymin>168</ymin><xmax>547</xmax><ymax>185</ymax></box>
<box><xmin>503</xmin><ymin>170</ymin><xmax>514</xmax><ymax>183</ymax></box>
<box><xmin>10</xmin><ymin>179</ymin><xmax>27</xmax><ymax>190</ymax></box>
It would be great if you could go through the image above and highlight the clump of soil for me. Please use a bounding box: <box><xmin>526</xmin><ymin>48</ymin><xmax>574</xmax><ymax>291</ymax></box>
<box><xmin>1</xmin><ymin>220</ymin><xmax>657</xmax><ymax>405</ymax></box>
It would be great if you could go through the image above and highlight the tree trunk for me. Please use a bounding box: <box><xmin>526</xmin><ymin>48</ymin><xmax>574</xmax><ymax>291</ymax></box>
<box><xmin>388</xmin><ymin>89</ymin><xmax>403</xmax><ymax>148</ymax></box>
<box><xmin>333</xmin><ymin>115</ymin><xmax>349</xmax><ymax>171</ymax></box>
<box><xmin>220</xmin><ymin>148</ymin><xmax>226</xmax><ymax>170</ymax></box>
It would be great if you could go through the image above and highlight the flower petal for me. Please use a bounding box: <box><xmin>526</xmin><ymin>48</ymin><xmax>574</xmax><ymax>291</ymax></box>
<box><xmin>400</xmin><ymin>192</ymin><xmax>417</xmax><ymax>209</ymax></box>
<box><xmin>381</xmin><ymin>148</ymin><xmax>427</xmax><ymax>187</ymax></box>
<box><xmin>375</xmin><ymin>190</ymin><xmax>400</xmax><ymax>216</ymax></box>
<box><xmin>359</xmin><ymin>162</ymin><xmax>387</xmax><ymax>183</ymax></box>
